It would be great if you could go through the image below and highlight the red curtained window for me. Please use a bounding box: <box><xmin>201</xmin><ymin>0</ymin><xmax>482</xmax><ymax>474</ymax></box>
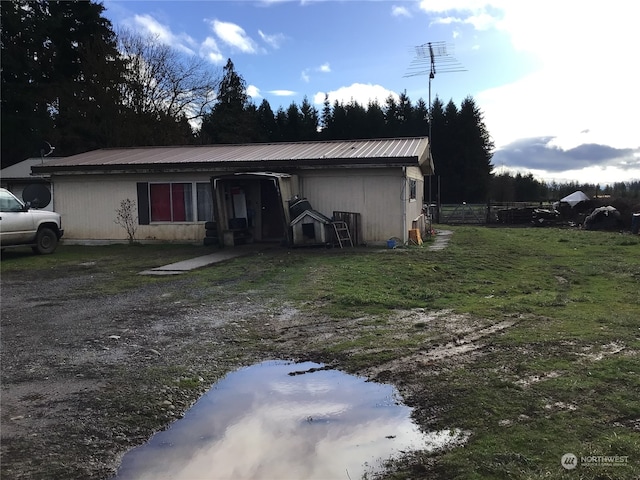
<box><xmin>150</xmin><ymin>183</ymin><xmax>192</xmax><ymax>222</ymax></box>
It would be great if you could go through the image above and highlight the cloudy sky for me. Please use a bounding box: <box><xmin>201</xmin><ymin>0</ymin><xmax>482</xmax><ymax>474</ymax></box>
<box><xmin>102</xmin><ymin>0</ymin><xmax>640</xmax><ymax>185</ymax></box>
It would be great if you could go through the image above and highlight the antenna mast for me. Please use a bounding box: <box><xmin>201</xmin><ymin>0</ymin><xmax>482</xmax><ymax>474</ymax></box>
<box><xmin>405</xmin><ymin>41</ymin><xmax>465</xmax><ymax>146</ymax></box>
<box><xmin>405</xmin><ymin>41</ymin><xmax>465</xmax><ymax>223</ymax></box>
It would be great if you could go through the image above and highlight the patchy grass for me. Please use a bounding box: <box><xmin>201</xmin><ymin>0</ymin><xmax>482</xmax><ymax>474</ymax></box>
<box><xmin>0</xmin><ymin>243</ymin><xmax>206</xmax><ymax>294</ymax></box>
<box><xmin>3</xmin><ymin>227</ymin><xmax>639</xmax><ymax>479</ymax></box>
<box><xmin>189</xmin><ymin>226</ymin><xmax>640</xmax><ymax>479</ymax></box>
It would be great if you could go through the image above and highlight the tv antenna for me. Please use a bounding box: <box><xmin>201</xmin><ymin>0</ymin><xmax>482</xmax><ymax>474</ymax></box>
<box><xmin>405</xmin><ymin>41</ymin><xmax>465</xmax><ymax>143</ymax></box>
<box><xmin>404</xmin><ymin>41</ymin><xmax>465</xmax><ymax>220</ymax></box>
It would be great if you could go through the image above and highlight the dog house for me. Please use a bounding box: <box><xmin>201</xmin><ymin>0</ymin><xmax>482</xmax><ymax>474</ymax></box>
<box><xmin>290</xmin><ymin>209</ymin><xmax>333</xmax><ymax>246</ymax></box>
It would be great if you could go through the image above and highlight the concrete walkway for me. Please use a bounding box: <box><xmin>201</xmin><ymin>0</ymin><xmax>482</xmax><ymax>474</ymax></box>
<box><xmin>428</xmin><ymin>229</ymin><xmax>453</xmax><ymax>251</ymax></box>
<box><xmin>139</xmin><ymin>245</ymin><xmax>264</xmax><ymax>275</ymax></box>
<box><xmin>140</xmin><ymin>231</ymin><xmax>452</xmax><ymax>276</ymax></box>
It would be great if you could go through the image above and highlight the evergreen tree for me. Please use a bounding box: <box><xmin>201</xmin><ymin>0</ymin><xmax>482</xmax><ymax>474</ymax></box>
<box><xmin>384</xmin><ymin>95</ymin><xmax>400</xmax><ymax>137</ymax></box>
<box><xmin>396</xmin><ymin>91</ymin><xmax>413</xmax><ymax>136</ymax></box>
<box><xmin>365</xmin><ymin>100</ymin><xmax>386</xmax><ymax>138</ymax></box>
<box><xmin>299</xmin><ymin>97</ymin><xmax>320</xmax><ymax>140</ymax></box>
<box><xmin>409</xmin><ymin>99</ymin><xmax>429</xmax><ymax>137</ymax></box>
<box><xmin>283</xmin><ymin>102</ymin><xmax>302</xmax><ymax>141</ymax></box>
<box><xmin>344</xmin><ymin>101</ymin><xmax>368</xmax><ymax>139</ymax></box>
<box><xmin>320</xmin><ymin>94</ymin><xmax>332</xmax><ymax>140</ymax></box>
<box><xmin>331</xmin><ymin>101</ymin><xmax>349</xmax><ymax>139</ymax></box>
<box><xmin>274</xmin><ymin>107</ymin><xmax>288</xmax><ymax>142</ymax></box>
<box><xmin>456</xmin><ymin>96</ymin><xmax>494</xmax><ymax>201</ymax></box>
<box><xmin>200</xmin><ymin>58</ymin><xmax>251</xmax><ymax>144</ymax></box>
<box><xmin>431</xmin><ymin>99</ymin><xmax>460</xmax><ymax>202</ymax></box>
<box><xmin>1</xmin><ymin>0</ymin><xmax>124</xmax><ymax>165</ymax></box>
<box><xmin>256</xmin><ymin>99</ymin><xmax>278</xmax><ymax>142</ymax></box>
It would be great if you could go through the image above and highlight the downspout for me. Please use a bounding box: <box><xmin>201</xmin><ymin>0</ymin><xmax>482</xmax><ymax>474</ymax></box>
<box><xmin>402</xmin><ymin>167</ymin><xmax>407</xmax><ymax>245</ymax></box>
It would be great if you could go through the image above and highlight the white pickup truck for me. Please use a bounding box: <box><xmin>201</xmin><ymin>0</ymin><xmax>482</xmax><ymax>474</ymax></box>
<box><xmin>0</xmin><ymin>187</ymin><xmax>64</xmax><ymax>254</ymax></box>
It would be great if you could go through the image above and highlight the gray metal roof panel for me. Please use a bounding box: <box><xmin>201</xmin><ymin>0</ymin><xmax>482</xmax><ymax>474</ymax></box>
<box><xmin>37</xmin><ymin>138</ymin><xmax>428</xmax><ymax>169</ymax></box>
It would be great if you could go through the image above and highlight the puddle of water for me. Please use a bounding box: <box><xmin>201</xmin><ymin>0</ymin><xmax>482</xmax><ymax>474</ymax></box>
<box><xmin>114</xmin><ymin>360</ymin><xmax>463</xmax><ymax>480</ymax></box>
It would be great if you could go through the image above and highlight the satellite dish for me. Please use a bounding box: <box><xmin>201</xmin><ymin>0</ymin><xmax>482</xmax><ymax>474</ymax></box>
<box><xmin>40</xmin><ymin>141</ymin><xmax>55</xmax><ymax>157</ymax></box>
<box><xmin>22</xmin><ymin>184</ymin><xmax>52</xmax><ymax>209</ymax></box>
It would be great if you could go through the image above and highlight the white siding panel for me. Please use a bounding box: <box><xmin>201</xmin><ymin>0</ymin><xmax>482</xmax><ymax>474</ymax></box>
<box><xmin>405</xmin><ymin>177</ymin><xmax>425</xmax><ymax>228</ymax></box>
<box><xmin>300</xmin><ymin>169</ymin><xmax>404</xmax><ymax>244</ymax></box>
<box><xmin>55</xmin><ymin>173</ymin><xmax>213</xmax><ymax>243</ymax></box>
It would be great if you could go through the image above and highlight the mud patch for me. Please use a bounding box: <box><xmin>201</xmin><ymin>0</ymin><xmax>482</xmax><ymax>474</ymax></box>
<box><xmin>578</xmin><ymin>341</ymin><xmax>627</xmax><ymax>362</ymax></box>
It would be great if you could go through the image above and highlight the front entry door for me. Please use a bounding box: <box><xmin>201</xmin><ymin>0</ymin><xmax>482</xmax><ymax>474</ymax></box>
<box><xmin>260</xmin><ymin>179</ymin><xmax>284</xmax><ymax>240</ymax></box>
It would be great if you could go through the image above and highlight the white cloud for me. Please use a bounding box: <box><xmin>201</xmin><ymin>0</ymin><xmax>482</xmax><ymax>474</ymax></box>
<box><xmin>419</xmin><ymin>0</ymin><xmax>640</xmax><ymax>184</ymax></box>
<box><xmin>269</xmin><ymin>90</ymin><xmax>297</xmax><ymax>97</ymax></box>
<box><xmin>126</xmin><ymin>14</ymin><xmax>196</xmax><ymax>55</ymax></box>
<box><xmin>418</xmin><ymin>0</ymin><xmax>503</xmax><ymax>13</ymax></box>
<box><xmin>199</xmin><ymin>37</ymin><xmax>225</xmax><ymax>64</ymax></box>
<box><xmin>392</xmin><ymin>5</ymin><xmax>411</xmax><ymax>17</ymax></box>
<box><xmin>476</xmin><ymin>3</ymin><xmax>639</xmax><ymax>154</ymax></box>
<box><xmin>246</xmin><ymin>85</ymin><xmax>261</xmax><ymax>99</ymax></box>
<box><xmin>313</xmin><ymin>83</ymin><xmax>399</xmax><ymax>107</ymax></box>
<box><xmin>258</xmin><ymin>30</ymin><xmax>285</xmax><ymax>49</ymax></box>
<box><xmin>301</xmin><ymin>63</ymin><xmax>330</xmax><ymax>84</ymax></box>
<box><xmin>210</xmin><ymin>20</ymin><xmax>258</xmax><ymax>53</ymax></box>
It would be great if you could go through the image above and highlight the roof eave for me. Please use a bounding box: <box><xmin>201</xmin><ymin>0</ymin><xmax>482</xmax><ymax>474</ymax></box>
<box><xmin>33</xmin><ymin>157</ymin><xmax>423</xmax><ymax>175</ymax></box>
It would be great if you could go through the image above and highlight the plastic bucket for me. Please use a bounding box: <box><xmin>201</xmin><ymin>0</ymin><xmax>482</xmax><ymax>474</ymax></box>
<box><xmin>386</xmin><ymin>239</ymin><xmax>396</xmax><ymax>249</ymax></box>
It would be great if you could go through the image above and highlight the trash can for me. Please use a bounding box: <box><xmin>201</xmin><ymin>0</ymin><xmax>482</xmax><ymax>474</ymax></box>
<box><xmin>632</xmin><ymin>213</ymin><xmax>640</xmax><ymax>234</ymax></box>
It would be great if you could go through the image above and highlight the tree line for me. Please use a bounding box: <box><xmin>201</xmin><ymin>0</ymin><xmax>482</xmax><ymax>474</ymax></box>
<box><xmin>1</xmin><ymin>1</ymin><xmax>493</xmax><ymax>202</ymax></box>
<box><xmin>4</xmin><ymin>0</ymin><xmax>635</xmax><ymax>204</ymax></box>
<box><xmin>491</xmin><ymin>172</ymin><xmax>640</xmax><ymax>203</ymax></box>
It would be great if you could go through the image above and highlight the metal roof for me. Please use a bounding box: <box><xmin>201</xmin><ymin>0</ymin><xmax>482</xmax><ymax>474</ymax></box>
<box><xmin>33</xmin><ymin>137</ymin><xmax>433</xmax><ymax>174</ymax></box>
<box><xmin>1</xmin><ymin>157</ymin><xmax>57</xmax><ymax>179</ymax></box>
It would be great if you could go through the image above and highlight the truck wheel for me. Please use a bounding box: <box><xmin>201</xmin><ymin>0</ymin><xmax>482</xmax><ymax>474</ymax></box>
<box><xmin>33</xmin><ymin>227</ymin><xmax>58</xmax><ymax>254</ymax></box>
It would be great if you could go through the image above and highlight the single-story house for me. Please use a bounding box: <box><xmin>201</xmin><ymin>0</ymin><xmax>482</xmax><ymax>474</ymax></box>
<box><xmin>32</xmin><ymin>137</ymin><xmax>433</xmax><ymax>246</ymax></box>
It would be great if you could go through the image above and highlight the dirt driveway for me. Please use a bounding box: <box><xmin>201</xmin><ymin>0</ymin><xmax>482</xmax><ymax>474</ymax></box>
<box><xmin>1</xmin><ymin>245</ymin><xmax>497</xmax><ymax>479</ymax></box>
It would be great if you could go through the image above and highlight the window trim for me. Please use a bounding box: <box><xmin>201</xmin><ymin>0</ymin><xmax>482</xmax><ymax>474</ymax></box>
<box><xmin>137</xmin><ymin>181</ymin><xmax>212</xmax><ymax>225</ymax></box>
<box><xmin>408</xmin><ymin>178</ymin><xmax>417</xmax><ymax>202</ymax></box>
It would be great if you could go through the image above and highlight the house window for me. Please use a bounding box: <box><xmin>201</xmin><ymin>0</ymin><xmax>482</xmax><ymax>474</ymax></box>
<box><xmin>196</xmin><ymin>182</ymin><xmax>214</xmax><ymax>221</ymax></box>
<box><xmin>136</xmin><ymin>181</ymin><xmax>214</xmax><ymax>225</ymax></box>
<box><xmin>409</xmin><ymin>179</ymin><xmax>417</xmax><ymax>201</ymax></box>
<box><xmin>149</xmin><ymin>183</ymin><xmax>193</xmax><ymax>222</ymax></box>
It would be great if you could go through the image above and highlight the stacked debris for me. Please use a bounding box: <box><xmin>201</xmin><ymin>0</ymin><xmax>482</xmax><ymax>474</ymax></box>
<box><xmin>496</xmin><ymin>207</ymin><xmax>537</xmax><ymax>224</ymax></box>
<box><xmin>532</xmin><ymin>208</ymin><xmax>560</xmax><ymax>226</ymax></box>
<box><xmin>583</xmin><ymin>206</ymin><xmax>624</xmax><ymax>231</ymax></box>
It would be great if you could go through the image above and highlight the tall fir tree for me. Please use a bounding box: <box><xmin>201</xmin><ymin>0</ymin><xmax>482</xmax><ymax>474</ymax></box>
<box><xmin>1</xmin><ymin>0</ymin><xmax>124</xmax><ymax>165</ymax></box>
<box><xmin>299</xmin><ymin>97</ymin><xmax>320</xmax><ymax>141</ymax></box>
<box><xmin>365</xmin><ymin>100</ymin><xmax>386</xmax><ymax>138</ymax></box>
<box><xmin>200</xmin><ymin>58</ymin><xmax>251</xmax><ymax>144</ymax></box>
<box><xmin>456</xmin><ymin>96</ymin><xmax>494</xmax><ymax>201</ymax></box>
<box><xmin>256</xmin><ymin>99</ymin><xmax>278</xmax><ymax>142</ymax></box>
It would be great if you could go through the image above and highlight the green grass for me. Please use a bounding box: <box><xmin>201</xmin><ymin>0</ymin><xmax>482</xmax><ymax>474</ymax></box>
<box><xmin>0</xmin><ymin>243</ymin><xmax>207</xmax><ymax>294</ymax></box>
<box><xmin>3</xmin><ymin>227</ymin><xmax>639</xmax><ymax>479</ymax></box>
<box><xmin>200</xmin><ymin>226</ymin><xmax>638</xmax><ymax>479</ymax></box>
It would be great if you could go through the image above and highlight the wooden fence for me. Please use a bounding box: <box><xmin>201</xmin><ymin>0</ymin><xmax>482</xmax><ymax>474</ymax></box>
<box><xmin>434</xmin><ymin>202</ymin><xmax>556</xmax><ymax>225</ymax></box>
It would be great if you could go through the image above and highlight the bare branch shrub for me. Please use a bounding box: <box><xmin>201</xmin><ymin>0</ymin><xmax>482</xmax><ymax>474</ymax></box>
<box><xmin>114</xmin><ymin>198</ymin><xmax>138</xmax><ymax>244</ymax></box>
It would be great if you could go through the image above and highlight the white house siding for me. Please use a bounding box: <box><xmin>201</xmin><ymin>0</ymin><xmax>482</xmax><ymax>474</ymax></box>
<box><xmin>299</xmin><ymin>168</ymin><xmax>406</xmax><ymax>245</ymax></box>
<box><xmin>53</xmin><ymin>173</ymin><xmax>213</xmax><ymax>243</ymax></box>
<box><xmin>51</xmin><ymin>167</ymin><xmax>424</xmax><ymax>245</ymax></box>
<box><xmin>405</xmin><ymin>166</ymin><xmax>425</xmax><ymax>236</ymax></box>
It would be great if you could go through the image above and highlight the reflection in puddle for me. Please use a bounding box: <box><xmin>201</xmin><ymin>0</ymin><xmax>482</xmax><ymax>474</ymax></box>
<box><xmin>114</xmin><ymin>361</ymin><xmax>464</xmax><ymax>480</ymax></box>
